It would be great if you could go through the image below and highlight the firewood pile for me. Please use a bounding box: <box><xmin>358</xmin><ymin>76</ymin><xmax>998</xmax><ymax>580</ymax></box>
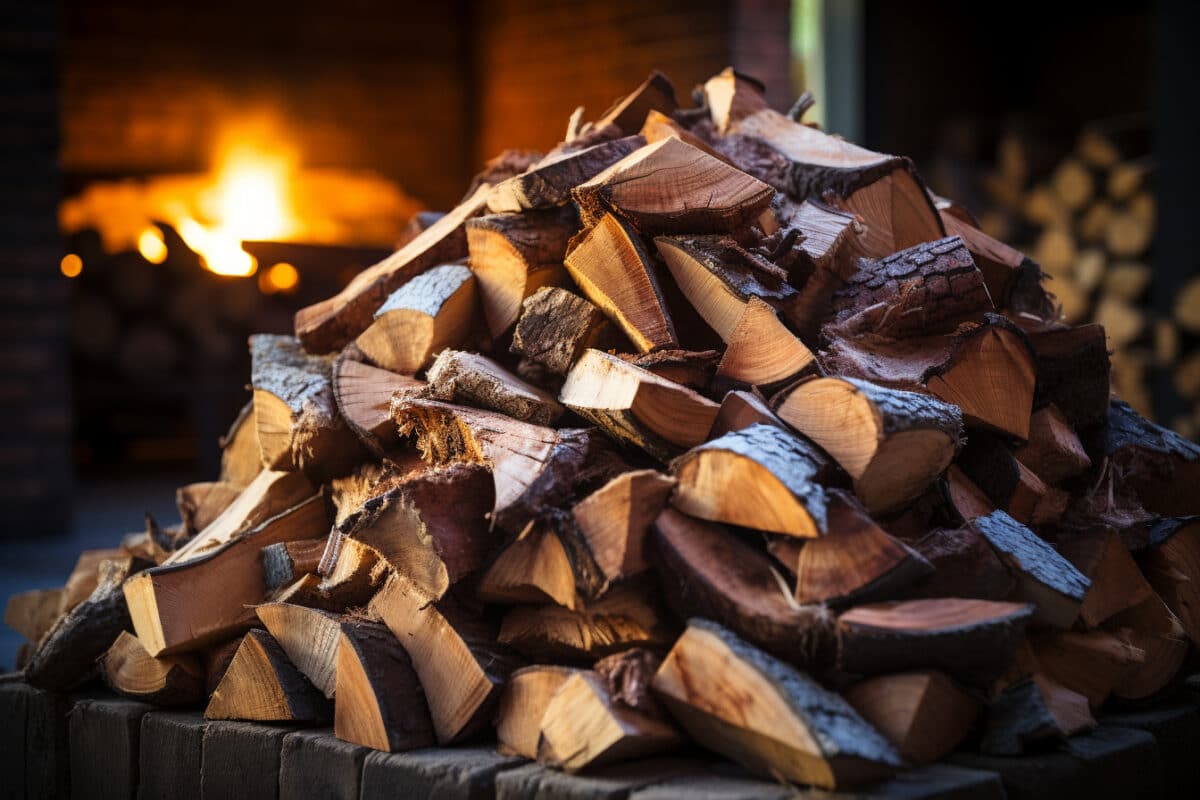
<box><xmin>8</xmin><ymin>68</ymin><xmax>1200</xmax><ymax>792</ymax></box>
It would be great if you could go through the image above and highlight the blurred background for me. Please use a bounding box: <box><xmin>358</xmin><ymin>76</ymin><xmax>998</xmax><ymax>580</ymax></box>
<box><xmin>1</xmin><ymin>0</ymin><xmax>1196</xmax><ymax>665</ymax></box>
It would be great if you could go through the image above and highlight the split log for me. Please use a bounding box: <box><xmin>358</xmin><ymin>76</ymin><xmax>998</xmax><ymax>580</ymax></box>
<box><xmin>466</xmin><ymin>207</ymin><xmax>577</xmax><ymax>336</ymax></box>
<box><xmin>573</xmin><ymin>137</ymin><xmax>774</xmax><ymax>234</ymax></box>
<box><xmin>176</xmin><ymin>482</ymin><xmax>241</xmax><ymax>536</ymax></box>
<box><xmin>423</xmin><ymin>349</ymin><xmax>563</xmax><ymax>425</ymax></box>
<box><xmin>1057</xmin><ymin>529</ymin><xmax>1152</xmax><ymax>628</ymax></box>
<box><xmin>713</xmin><ymin>298</ymin><xmax>815</xmax><ymax>389</ymax></box>
<box><xmin>563</xmin><ymin>212</ymin><xmax>677</xmax><ymax>352</ymax></box>
<box><xmin>1026</xmin><ymin>324</ymin><xmax>1111</xmax><ymax>429</ymax></box>
<box><xmin>538</xmin><ymin>670</ymin><xmax>682</xmax><ymax>770</ymax></box>
<box><xmin>651</xmin><ymin>507</ymin><xmax>834</xmax><ymax>668</ymax></box>
<box><xmin>1014</xmin><ymin>404</ymin><xmax>1091</xmax><ymax>484</ymax></box>
<box><xmin>670</xmin><ymin>423</ymin><xmax>830</xmax><ymax>538</ymax></box>
<box><xmin>708</xmin><ymin>389</ymin><xmax>785</xmax><ymax>438</ymax></box>
<box><xmin>905</xmin><ymin>525</ymin><xmax>1015</xmax><ymax>601</ymax></box>
<box><xmin>970</xmin><ymin>510</ymin><xmax>1090</xmax><ymax>629</ymax></box>
<box><xmin>125</xmin><ymin>495</ymin><xmax>330</xmax><ymax>656</ymax></box>
<box><xmin>4</xmin><ymin>587</ymin><xmax>63</xmax><ymax>643</ymax></box>
<box><xmin>202</xmin><ymin>637</ymin><xmax>243</xmax><ymax>695</ymax></box>
<box><xmin>830</xmin><ymin>237</ymin><xmax>993</xmax><ymax>338</ymax></box>
<box><xmin>510</xmin><ymin>287</ymin><xmax>622</xmax><ymax>377</ymax></box>
<box><xmin>354</xmin><ymin>264</ymin><xmax>477</xmax><ymax>374</ymax></box>
<box><xmin>652</xmin><ymin>619</ymin><xmax>901</xmax><ymax>789</ymax></box>
<box><xmin>496</xmin><ymin>665</ymin><xmax>580</xmax><ymax>758</ymax></box>
<box><xmin>1139</xmin><ymin>517</ymin><xmax>1200</xmax><ymax>644</ymax></box>
<box><xmin>477</xmin><ymin>521</ymin><xmax>578</xmax><ymax>609</ymax></box>
<box><xmin>398</xmin><ymin>210</ymin><xmax>450</xmax><ymax>246</ymax></box>
<box><xmin>1032</xmin><ymin>630</ymin><xmax>1145</xmax><ymax>710</ymax></box>
<box><xmin>569</xmin><ymin>469</ymin><xmax>676</xmax><ymax>592</ymax></box>
<box><xmin>205</xmin><ymin>629</ymin><xmax>330</xmax><ymax>722</ymax></box>
<box><xmin>255</xmin><ymin>603</ymin><xmax>343</xmax><ymax>698</ymax></box>
<box><xmin>980</xmin><ymin>674</ymin><xmax>1095</xmax><ymax>756</ymax></box>
<box><xmin>25</xmin><ymin>555</ymin><xmax>142</xmax><ymax>691</ymax></box>
<box><xmin>334</xmin><ymin>618</ymin><xmax>436</xmax><ymax>752</ymax></box>
<box><xmin>594</xmin><ymin>70</ymin><xmax>678</xmax><ymax>135</ymax></box>
<box><xmin>559</xmin><ymin>349</ymin><xmax>719</xmax><ymax>460</ymax></box>
<box><xmin>251</xmin><ymin>335</ymin><xmax>363</xmax><ymax>478</ymax></box>
<box><xmin>99</xmin><ymin>631</ymin><xmax>205</xmax><ymax>706</ymax></box>
<box><xmin>58</xmin><ymin>548</ymin><xmax>125</xmax><ymax>616</ymax></box>
<box><xmin>294</xmin><ymin>185</ymin><xmax>487</xmax><ymax>353</ymax></box>
<box><xmin>308</xmin><ymin>534</ymin><xmax>384</xmax><ymax>609</ymax></box>
<box><xmin>785</xmin><ymin>492</ymin><xmax>932</xmax><ymax>607</ymax></box>
<box><xmin>837</xmin><ymin>598</ymin><xmax>1034</xmax><ymax>686</ymax></box>
<box><xmin>622</xmin><ymin>349</ymin><xmax>720</xmax><ymax>391</ymax></box>
<box><xmin>498</xmin><ymin>580</ymin><xmax>673</xmax><ymax>661</ymax></box>
<box><xmin>771</xmin><ymin>376</ymin><xmax>961</xmax><ymax>514</ymax></box>
<box><xmin>1102</xmin><ymin>592</ymin><xmax>1188</xmax><ymax>700</ymax></box>
<box><xmin>843</xmin><ymin>671</ymin><xmax>979</xmax><ymax>764</ymax></box>
<box><xmin>220</xmin><ymin>401</ymin><xmax>262</xmax><ymax>488</ymax></box>
<box><xmin>370</xmin><ymin>574</ymin><xmax>520</xmax><ymax>744</ymax></box>
<box><xmin>262</xmin><ymin>538</ymin><xmax>326</xmax><ymax>591</ymax></box>
<box><xmin>639</xmin><ymin>109</ymin><xmax>727</xmax><ymax>160</ymax></box>
<box><xmin>166</xmin><ymin>469</ymin><xmax>314</xmax><ymax>564</ymax></box>
<box><xmin>955</xmin><ymin>434</ymin><xmax>1051</xmax><ymax>525</ymax></box>
<box><xmin>703</xmin><ymin>67</ymin><xmax>769</xmax><ymax>134</ymax></box>
<box><xmin>939</xmin><ymin>211</ymin><xmax>1051</xmax><ymax>316</ymax></box>
<box><xmin>1105</xmin><ymin>399</ymin><xmax>1200</xmax><ymax>517</ymax></box>
<box><xmin>771</xmin><ymin>198</ymin><xmax>864</xmax><ymax>340</ymax></box>
<box><xmin>332</xmin><ymin>356</ymin><xmax>424</xmax><ymax>453</ymax></box>
<box><xmin>486</xmin><ymin>136</ymin><xmax>645</xmax><ymax>213</ymax></box>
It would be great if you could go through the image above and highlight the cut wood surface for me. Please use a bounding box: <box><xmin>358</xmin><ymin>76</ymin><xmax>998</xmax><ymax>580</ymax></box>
<box><xmin>220</xmin><ymin>401</ymin><xmax>262</xmax><ymax>488</ymax></box>
<box><xmin>332</xmin><ymin>356</ymin><xmax>424</xmax><ymax>453</ymax></box>
<box><xmin>703</xmin><ymin>67</ymin><xmax>769</xmax><ymax>134</ymax></box>
<box><xmin>1027</xmin><ymin>324</ymin><xmax>1112</xmax><ymax>429</ymax></box>
<box><xmin>423</xmin><ymin>350</ymin><xmax>563</xmax><ymax>425</ymax></box>
<box><xmin>980</xmin><ymin>674</ymin><xmax>1095</xmax><ymax>755</ymax></box>
<box><xmin>843</xmin><ymin>671</ymin><xmax>979</xmax><ymax>764</ymax></box>
<box><xmin>1139</xmin><ymin>518</ymin><xmax>1200</xmax><ymax>644</ymax></box>
<box><xmin>713</xmin><ymin>298</ymin><xmax>815</xmax><ymax>389</ymax></box>
<box><xmin>623</xmin><ymin>349</ymin><xmax>720</xmax><ymax>391</ymax></box>
<box><xmin>262</xmin><ymin>538</ymin><xmax>326</xmax><ymax>591</ymax></box>
<box><xmin>477</xmin><ymin>521</ymin><xmax>577</xmax><ymax>609</ymax></box>
<box><xmin>99</xmin><ymin>631</ymin><xmax>205</xmax><ymax>706</ymax></box>
<box><xmin>205</xmin><ymin>629</ymin><xmax>330</xmax><ymax>722</ymax></box>
<box><xmin>487</xmin><ymin>136</ymin><xmax>645</xmax><ymax>213</ymax></box>
<box><xmin>496</xmin><ymin>665</ymin><xmax>579</xmax><ymax>758</ymax></box>
<box><xmin>254</xmin><ymin>603</ymin><xmax>343</xmax><ymax>698</ymax></box>
<box><xmin>510</xmin><ymin>287</ymin><xmax>623</xmax><ymax>376</ymax></box>
<box><xmin>905</xmin><ymin>525</ymin><xmax>1015</xmax><ymax>601</ymax></box>
<box><xmin>709</xmin><ymin>389</ymin><xmax>785</xmax><ymax>438</ymax></box>
<box><xmin>1013</xmin><ymin>404</ymin><xmax>1092</xmax><ymax>484</ymax></box>
<box><xmin>652</xmin><ymin>619</ymin><xmax>901</xmax><ymax>789</ymax></box>
<box><xmin>1102</xmin><ymin>591</ymin><xmax>1188</xmax><ymax>700</ymax></box>
<box><xmin>354</xmin><ymin>264</ymin><xmax>477</xmax><ymax>374</ymax></box>
<box><xmin>176</xmin><ymin>482</ymin><xmax>242</xmax><ymax>537</ymax></box>
<box><xmin>1032</xmin><ymin>630</ymin><xmax>1145</xmax><ymax>710</ymax></box>
<box><xmin>570</xmin><ymin>469</ymin><xmax>675</xmax><ymax>591</ymax></box>
<box><xmin>1058</xmin><ymin>529</ymin><xmax>1152</xmax><ymax>628</ymax></box>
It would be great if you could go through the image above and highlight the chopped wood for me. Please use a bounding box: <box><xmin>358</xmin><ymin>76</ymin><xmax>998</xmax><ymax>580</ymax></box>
<box><xmin>262</xmin><ymin>538</ymin><xmax>327</xmax><ymax>591</ymax></box>
<box><xmin>970</xmin><ymin>510</ymin><xmax>1090</xmax><ymax>629</ymax></box>
<box><xmin>477</xmin><ymin>521</ymin><xmax>577</xmax><ymax>609</ymax></box>
<box><xmin>703</xmin><ymin>67</ymin><xmax>769</xmax><ymax>134</ymax></box>
<box><xmin>837</xmin><ymin>598</ymin><xmax>1034</xmax><ymax>686</ymax></box>
<box><xmin>99</xmin><ymin>630</ymin><xmax>205</xmax><ymax>706</ymax></box>
<box><xmin>559</xmin><ymin>350</ymin><xmax>719</xmax><ymax>460</ymax></box>
<box><xmin>538</xmin><ymin>670</ymin><xmax>682</xmax><ymax>770</ymax></box>
<box><xmin>905</xmin><ymin>525</ymin><xmax>1015</xmax><ymax>601</ymax></box>
<box><xmin>713</xmin><ymin>298</ymin><xmax>815</xmax><ymax>389</ymax></box>
<box><xmin>788</xmin><ymin>491</ymin><xmax>933</xmax><ymax>607</ymax></box>
<box><xmin>570</xmin><ymin>469</ymin><xmax>676</xmax><ymax>591</ymax></box>
<box><xmin>219</xmin><ymin>401</ymin><xmax>262</xmax><ymax>488</ymax></box>
<box><xmin>334</xmin><ymin>618</ymin><xmax>436</xmax><ymax>752</ymax></box>
<box><xmin>465</xmin><ymin>149</ymin><xmax>544</xmax><ymax>201</ymax></box>
<box><xmin>251</xmin><ymin>335</ymin><xmax>363</xmax><ymax>477</ymax></box>
<box><xmin>1026</xmin><ymin>323</ymin><xmax>1111</xmax><ymax>429</ymax></box>
<box><xmin>58</xmin><ymin>548</ymin><xmax>125</xmax><ymax>616</ymax></box>
<box><xmin>594</xmin><ymin>71</ymin><xmax>678</xmax><ymax>135</ymax></box>
<box><xmin>294</xmin><ymin>185</ymin><xmax>487</xmax><ymax>353</ymax></box>
<box><xmin>177</xmin><ymin>481</ymin><xmax>242</xmax><ymax>537</ymax></box>
<box><xmin>670</xmin><ymin>423</ymin><xmax>830</xmax><ymax>538</ymax></box>
<box><xmin>1104</xmin><ymin>399</ymin><xmax>1200</xmax><ymax>517</ymax></box>
<box><xmin>708</xmin><ymin>389</ymin><xmax>786</xmax><ymax>438</ymax></box>
<box><xmin>370</xmin><ymin>574</ymin><xmax>520</xmax><ymax>744</ymax></box>
<box><xmin>943</xmin><ymin>465</ymin><xmax>997</xmax><ymax>522</ymax></box>
<box><xmin>486</xmin><ymin>136</ymin><xmax>645</xmax><ymax>213</ymax></box>
<box><xmin>1013</xmin><ymin>404</ymin><xmax>1091</xmax><ymax>484</ymax></box>
<box><xmin>125</xmin><ymin>494</ymin><xmax>330</xmax><ymax>656</ymax></box>
<box><xmin>354</xmin><ymin>264</ymin><xmax>477</xmax><ymax>374</ymax></box>
<box><xmin>205</xmin><ymin>629</ymin><xmax>330</xmax><ymax>722</ymax></box>
<box><xmin>955</xmin><ymin>434</ymin><xmax>1049</xmax><ymax>524</ymax></box>
<box><xmin>496</xmin><ymin>665</ymin><xmax>579</xmax><ymax>758</ymax></box>
<box><xmin>939</xmin><ymin>212</ymin><xmax>1051</xmax><ymax>316</ymax></box>
<box><xmin>255</xmin><ymin>603</ymin><xmax>343</xmax><ymax>698</ymax></box>
<box><xmin>202</xmin><ymin>636</ymin><xmax>243</xmax><ymax>695</ymax></box>
<box><xmin>564</xmin><ymin>212</ymin><xmax>677</xmax><ymax>352</ymax></box>
<box><xmin>594</xmin><ymin>647</ymin><xmax>663</xmax><ymax>714</ymax></box>
<box><xmin>1032</xmin><ymin>630</ymin><xmax>1145</xmax><ymax>710</ymax></box>
<box><xmin>1102</xmin><ymin>591</ymin><xmax>1188</xmax><ymax>700</ymax></box>
<box><xmin>1057</xmin><ymin>529</ymin><xmax>1152</xmax><ymax>628</ymax></box>
<box><xmin>843</xmin><ymin>670</ymin><xmax>979</xmax><ymax>764</ymax></box>
<box><xmin>622</xmin><ymin>349</ymin><xmax>720</xmax><ymax>391</ymax></box>
<box><xmin>652</xmin><ymin>507</ymin><xmax>835</xmax><ymax>668</ymax></box>
<box><xmin>1139</xmin><ymin>517</ymin><xmax>1200</xmax><ymax>644</ymax></box>
<box><xmin>510</xmin><ymin>286</ymin><xmax>623</xmax><ymax>376</ymax></box>
<box><xmin>771</xmin><ymin>376</ymin><xmax>961</xmax><ymax>514</ymax></box>
<box><xmin>332</xmin><ymin>356</ymin><xmax>424</xmax><ymax>453</ymax></box>
<box><xmin>398</xmin><ymin>210</ymin><xmax>450</xmax><ymax>247</ymax></box>
<box><xmin>4</xmin><ymin>587</ymin><xmax>63</xmax><ymax>643</ymax></box>
<box><xmin>573</xmin><ymin>137</ymin><xmax>774</xmax><ymax>234</ymax></box>
<box><xmin>980</xmin><ymin>674</ymin><xmax>1095</xmax><ymax>756</ymax></box>
<box><xmin>639</xmin><ymin>109</ymin><xmax>727</xmax><ymax>161</ymax></box>
<box><xmin>310</xmin><ymin>534</ymin><xmax>383</xmax><ymax>609</ymax></box>
<box><xmin>467</xmin><ymin>207</ymin><xmax>577</xmax><ymax>336</ymax></box>
<box><xmin>423</xmin><ymin>349</ymin><xmax>563</xmax><ymax>425</ymax></box>
<box><xmin>652</xmin><ymin>619</ymin><xmax>901</xmax><ymax>789</ymax></box>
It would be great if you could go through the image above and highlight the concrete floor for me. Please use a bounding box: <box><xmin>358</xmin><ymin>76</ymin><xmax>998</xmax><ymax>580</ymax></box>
<box><xmin>0</xmin><ymin>476</ymin><xmax>188</xmax><ymax>670</ymax></box>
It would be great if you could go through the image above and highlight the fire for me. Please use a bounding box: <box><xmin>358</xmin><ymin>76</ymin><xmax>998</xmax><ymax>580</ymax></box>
<box><xmin>137</xmin><ymin>227</ymin><xmax>168</xmax><ymax>264</ymax></box>
<box><xmin>177</xmin><ymin>216</ymin><xmax>258</xmax><ymax>277</ymax></box>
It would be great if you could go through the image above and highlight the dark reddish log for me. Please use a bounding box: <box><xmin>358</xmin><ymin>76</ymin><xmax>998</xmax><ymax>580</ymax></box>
<box><xmin>843</xmin><ymin>670</ymin><xmax>980</xmax><ymax>764</ymax></box>
<box><xmin>979</xmin><ymin>674</ymin><xmax>1095</xmax><ymax>756</ymax></box>
<box><xmin>939</xmin><ymin>211</ymin><xmax>1054</xmax><ymax>317</ymax></box>
<box><xmin>904</xmin><ymin>525</ymin><xmax>1015</xmax><ymax>601</ymax></box>
<box><xmin>621</xmin><ymin>349</ymin><xmax>720</xmax><ymax>391</ymax></box>
<box><xmin>1032</xmin><ymin>630</ymin><xmax>1145</xmax><ymax>710</ymax></box>
<box><xmin>1104</xmin><ymin>399</ymin><xmax>1200</xmax><ymax>517</ymax></box>
<box><xmin>1058</xmin><ymin>529</ymin><xmax>1153</xmax><ymax>628</ymax></box>
<box><xmin>486</xmin><ymin>136</ymin><xmax>645</xmax><ymax>213</ymax></box>
<box><xmin>1014</xmin><ymin>404</ymin><xmax>1092</xmax><ymax>484</ymax></box>
<box><xmin>262</xmin><ymin>538</ymin><xmax>327</xmax><ymax>592</ymax></box>
<box><xmin>708</xmin><ymin>389</ymin><xmax>786</xmax><ymax>438</ymax></box>
<box><xmin>1139</xmin><ymin>517</ymin><xmax>1200</xmax><ymax>644</ymax></box>
<box><xmin>1026</xmin><ymin>324</ymin><xmax>1111</xmax><ymax>429</ymax></box>
<box><xmin>771</xmin><ymin>198</ymin><xmax>864</xmax><ymax>340</ymax></box>
<box><xmin>594</xmin><ymin>71</ymin><xmax>678</xmax><ymax>135</ymax></box>
<box><xmin>955</xmin><ymin>433</ymin><xmax>1051</xmax><ymax>525</ymax></box>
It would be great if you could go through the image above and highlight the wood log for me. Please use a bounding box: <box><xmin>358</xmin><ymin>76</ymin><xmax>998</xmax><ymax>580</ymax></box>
<box><xmin>843</xmin><ymin>671</ymin><xmax>979</xmax><ymax>764</ymax></box>
<box><xmin>622</xmin><ymin>349</ymin><xmax>720</xmax><ymax>391</ymax></box>
<box><xmin>57</xmin><ymin>548</ymin><xmax>124</xmax><ymax>616</ymax></box>
<box><xmin>785</xmin><ymin>491</ymin><xmax>932</xmax><ymax>607</ymax></box>
<box><xmin>1105</xmin><ymin>210</ymin><xmax>1153</xmax><ymax>258</ymax></box>
<box><xmin>652</xmin><ymin>508</ymin><xmax>834</xmax><ymax>669</ymax></box>
<box><xmin>1102</xmin><ymin>591</ymin><xmax>1188</xmax><ymax>700</ymax></box>
<box><xmin>510</xmin><ymin>287</ymin><xmax>623</xmax><ymax>377</ymax></box>
<box><xmin>255</xmin><ymin>603</ymin><xmax>343</xmax><ymax>698</ymax></box>
<box><xmin>466</xmin><ymin>207</ymin><xmax>577</xmax><ymax>336</ymax></box>
<box><xmin>905</xmin><ymin>525</ymin><xmax>1015</xmax><ymax>601</ymax></box>
<box><xmin>670</xmin><ymin>423</ymin><xmax>830</xmax><ymax>538</ymax></box>
<box><xmin>486</xmin><ymin>136</ymin><xmax>645</xmax><ymax>213</ymax></box>
<box><xmin>99</xmin><ymin>631</ymin><xmax>205</xmax><ymax>706</ymax></box>
<box><xmin>1057</xmin><ymin>529</ymin><xmax>1152</xmax><ymax>628</ymax></box>
<box><xmin>1032</xmin><ymin>630</ymin><xmax>1145</xmax><ymax>710</ymax></box>
<box><xmin>1103</xmin><ymin>260</ymin><xmax>1152</xmax><ymax>301</ymax></box>
<box><xmin>1139</xmin><ymin>517</ymin><xmax>1200</xmax><ymax>644</ymax></box>
<box><xmin>423</xmin><ymin>350</ymin><xmax>563</xmax><ymax>425</ymax></box>
<box><xmin>370</xmin><ymin>574</ymin><xmax>520</xmax><ymax>744</ymax></box>
<box><xmin>568</xmin><ymin>469</ymin><xmax>675</xmax><ymax>592</ymax></box>
<box><xmin>25</xmin><ymin>555</ymin><xmax>142</xmax><ymax>691</ymax></box>
<box><xmin>639</xmin><ymin>109</ymin><xmax>727</xmax><ymax>161</ymax></box>
<box><xmin>176</xmin><ymin>481</ymin><xmax>241</xmax><ymax>537</ymax></box>
<box><xmin>1175</xmin><ymin>276</ymin><xmax>1200</xmax><ymax>333</ymax></box>
<box><xmin>559</xmin><ymin>350</ymin><xmax>718</xmax><ymax>460</ymax></box>
<box><xmin>205</xmin><ymin>629</ymin><xmax>330</xmax><ymax>722</ymax></box>
<box><xmin>703</xmin><ymin>67</ymin><xmax>769</xmax><ymax>134</ymax></box>
<box><xmin>594</xmin><ymin>71</ymin><xmax>677</xmax><ymax>135</ymax></box>
<box><xmin>955</xmin><ymin>433</ymin><xmax>1050</xmax><ymax>525</ymax></box>
<box><xmin>837</xmin><ymin>598</ymin><xmax>1034</xmax><ymax>686</ymax></box>
<box><xmin>771</xmin><ymin>198</ymin><xmax>864</xmax><ymax>340</ymax></box>
<box><xmin>1014</xmin><ymin>404</ymin><xmax>1091</xmax><ymax>484</ymax></box>
<box><xmin>538</xmin><ymin>670</ymin><xmax>682</xmax><ymax>770</ymax></box>
<box><xmin>713</xmin><ymin>298</ymin><xmax>816</xmax><ymax>389</ymax></box>
<box><xmin>709</xmin><ymin>389</ymin><xmax>785</xmax><ymax>438</ymax></box>
<box><xmin>310</xmin><ymin>534</ymin><xmax>384</xmax><ymax>609</ymax></box>
<box><xmin>4</xmin><ymin>587</ymin><xmax>63</xmax><ymax>643</ymax></box>
<box><xmin>970</xmin><ymin>510</ymin><xmax>1090</xmax><ymax>629</ymax></box>
<box><xmin>771</xmin><ymin>376</ymin><xmax>961</xmax><ymax>514</ymax></box>
<box><xmin>564</xmin><ymin>212</ymin><xmax>677</xmax><ymax>352</ymax></box>
<box><xmin>980</xmin><ymin>674</ymin><xmax>1095</xmax><ymax>756</ymax></box>
<box><xmin>477</xmin><ymin>519</ymin><xmax>578</xmax><ymax>609</ymax></box>
<box><xmin>464</xmin><ymin>149</ymin><xmax>543</xmax><ymax>199</ymax></box>
<box><xmin>939</xmin><ymin>211</ymin><xmax>1052</xmax><ymax>316</ymax></box>
<box><xmin>262</xmin><ymin>538</ymin><xmax>327</xmax><ymax>591</ymax></box>
<box><xmin>1105</xmin><ymin>399</ymin><xmax>1200</xmax><ymax>517</ymax></box>
<box><xmin>1051</xmin><ymin>158</ymin><xmax>1094</xmax><ymax>210</ymax></box>
<box><xmin>354</xmin><ymin>264</ymin><xmax>477</xmax><ymax>374</ymax></box>
<box><xmin>334</xmin><ymin>618</ymin><xmax>436</xmax><ymax>752</ymax></box>
<box><xmin>294</xmin><ymin>185</ymin><xmax>487</xmax><ymax>353</ymax></box>
<box><xmin>573</xmin><ymin>137</ymin><xmax>774</xmax><ymax>234</ymax></box>
<box><xmin>125</xmin><ymin>495</ymin><xmax>330</xmax><ymax>656</ymax></box>
<box><xmin>652</xmin><ymin>619</ymin><xmax>901</xmax><ymax>789</ymax></box>
<box><xmin>594</xmin><ymin>647</ymin><xmax>663</xmax><ymax>713</ymax></box>
<box><xmin>202</xmin><ymin>637</ymin><xmax>243</xmax><ymax>695</ymax></box>
<box><xmin>1026</xmin><ymin>324</ymin><xmax>1111</xmax><ymax>429</ymax></box>
<box><xmin>397</xmin><ymin>210</ymin><xmax>450</xmax><ymax>248</ymax></box>
<box><xmin>332</xmin><ymin>355</ymin><xmax>423</xmax><ymax>453</ymax></box>
<box><xmin>496</xmin><ymin>665</ymin><xmax>580</xmax><ymax>758</ymax></box>
<box><xmin>219</xmin><ymin>401</ymin><xmax>262</xmax><ymax>488</ymax></box>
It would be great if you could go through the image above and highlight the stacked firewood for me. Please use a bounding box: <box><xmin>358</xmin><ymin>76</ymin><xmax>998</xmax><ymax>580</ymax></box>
<box><xmin>9</xmin><ymin>69</ymin><xmax>1200</xmax><ymax>791</ymax></box>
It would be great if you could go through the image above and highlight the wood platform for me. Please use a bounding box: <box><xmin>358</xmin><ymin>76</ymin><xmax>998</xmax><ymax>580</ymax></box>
<box><xmin>3</xmin><ymin>676</ymin><xmax>1200</xmax><ymax>799</ymax></box>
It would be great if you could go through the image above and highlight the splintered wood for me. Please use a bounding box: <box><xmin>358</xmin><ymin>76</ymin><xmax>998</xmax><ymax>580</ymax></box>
<box><xmin>11</xmin><ymin>67</ymin><xmax>1200</xmax><ymax>793</ymax></box>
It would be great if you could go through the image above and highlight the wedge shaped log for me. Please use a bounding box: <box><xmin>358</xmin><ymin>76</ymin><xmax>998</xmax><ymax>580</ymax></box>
<box><xmin>423</xmin><ymin>350</ymin><xmax>563</xmax><ymax>425</ymax></box>
<box><xmin>205</xmin><ymin>629</ymin><xmax>330</xmax><ymax>722</ymax></box>
<box><xmin>486</xmin><ymin>136</ymin><xmax>645</xmax><ymax>213</ymax></box>
<box><xmin>332</xmin><ymin>356</ymin><xmax>424</xmax><ymax>453</ymax></box>
<box><xmin>255</xmin><ymin>603</ymin><xmax>343</xmax><ymax>698</ymax></box>
<box><xmin>100</xmin><ymin>631</ymin><xmax>205</xmax><ymax>706</ymax></box>
<box><xmin>496</xmin><ymin>665</ymin><xmax>580</xmax><ymax>758</ymax></box>
<box><xmin>843</xmin><ymin>670</ymin><xmax>979</xmax><ymax>764</ymax></box>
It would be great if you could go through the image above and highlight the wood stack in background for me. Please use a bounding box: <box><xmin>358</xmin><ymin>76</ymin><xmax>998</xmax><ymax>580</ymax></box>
<box><xmin>7</xmin><ymin>68</ymin><xmax>1200</xmax><ymax>793</ymax></box>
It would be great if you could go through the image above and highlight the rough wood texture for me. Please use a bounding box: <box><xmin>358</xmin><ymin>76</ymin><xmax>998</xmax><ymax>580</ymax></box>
<box><xmin>176</xmin><ymin>481</ymin><xmax>241</xmax><ymax>537</ymax></box>
<box><xmin>843</xmin><ymin>670</ymin><xmax>980</xmax><ymax>764</ymax></box>
<box><xmin>1102</xmin><ymin>591</ymin><xmax>1188</xmax><ymax>700</ymax></box>
<box><xmin>939</xmin><ymin>211</ymin><xmax>1052</xmax><ymax>317</ymax></box>
<box><xmin>487</xmin><ymin>136</ymin><xmax>645</xmax><ymax>213</ymax></box>
<box><xmin>205</xmin><ymin>629</ymin><xmax>330</xmax><ymax>722</ymax></box>
<box><xmin>652</xmin><ymin>619</ymin><xmax>900</xmax><ymax>789</ymax></box>
<box><xmin>1027</xmin><ymin>324</ymin><xmax>1111</xmax><ymax>429</ymax></box>
<box><xmin>1105</xmin><ymin>399</ymin><xmax>1200</xmax><ymax>517</ymax></box>
<box><xmin>1058</xmin><ymin>529</ymin><xmax>1152</xmax><ymax>628</ymax></box>
<box><xmin>138</xmin><ymin>711</ymin><xmax>206</xmax><ymax>800</ymax></box>
<box><xmin>980</xmin><ymin>675</ymin><xmax>1096</xmax><ymax>756</ymax></box>
<box><xmin>219</xmin><ymin>401</ymin><xmax>262</xmax><ymax>488</ymax></box>
<box><xmin>956</xmin><ymin>434</ymin><xmax>1051</xmax><ymax>525</ymax></box>
<box><xmin>1014</xmin><ymin>404</ymin><xmax>1092</xmax><ymax>484</ymax></box>
<box><xmin>294</xmin><ymin>185</ymin><xmax>487</xmax><ymax>353</ymax></box>
<box><xmin>510</xmin><ymin>287</ymin><xmax>623</xmax><ymax>376</ymax></box>
<box><xmin>1140</xmin><ymin>518</ymin><xmax>1200</xmax><ymax>644</ymax></box>
<box><xmin>496</xmin><ymin>665</ymin><xmax>580</xmax><ymax>758</ymax></box>
<box><xmin>201</xmin><ymin>721</ymin><xmax>293</xmax><ymax>800</ymax></box>
<box><xmin>255</xmin><ymin>603</ymin><xmax>344</xmax><ymax>698</ymax></box>
<box><xmin>69</xmin><ymin>698</ymin><xmax>154</xmax><ymax>800</ymax></box>
<box><xmin>570</xmin><ymin>469</ymin><xmax>675</xmax><ymax>592</ymax></box>
<box><xmin>670</xmin><ymin>423</ymin><xmax>829</xmax><ymax>538</ymax></box>
<box><xmin>709</xmin><ymin>388</ymin><xmax>785</xmax><ymax>438</ymax></box>
<box><xmin>333</xmin><ymin>355</ymin><xmax>424</xmax><ymax>454</ymax></box>
<box><xmin>837</xmin><ymin>598</ymin><xmax>1034</xmax><ymax>686</ymax></box>
<box><xmin>1034</xmin><ymin>630</ymin><xmax>1146</xmax><ymax>710</ymax></box>
<box><xmin>905</xmin><ymin>525</ymin><xmax>1016</xmax><ymax>601</ymax></box>
<box><xmin>713</xmin><ymin>298</ymin><xmax>815</xmax><ymax>390</ymax></box>
<box><xmin>424</xmin><ymin>350</ymin><xmax>564</xmax><ymax>425</ymax></box>
<box><xmin>262</xmin><ymin>538</ymin><xmax>326</xmax><ymax>591</ymax></box>
<box><xmin>477</xmin><ymin>521</ymin><xmax>578</xmax><ymax>609</ymax></box>
<box><xmin>100</xmin><ymin>631</ymin><xmax>205</xmax><ymax>706</ymax></box>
